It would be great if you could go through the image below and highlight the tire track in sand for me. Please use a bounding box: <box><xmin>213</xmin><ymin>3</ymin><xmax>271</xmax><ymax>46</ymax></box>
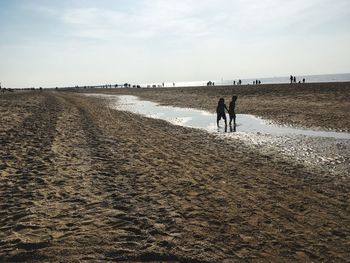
<box><xmin>32</xmin><ymin>94</ymin><xmax>201</xmax><ymax>262</ymax></box>
<box><xmin>1</xmin><ymin>92</ymin><xmax>349</xmax><ymax>262</ymax></box>
<box><xmin>83</xmin><ymin>94</ymin><xmax>349</xmax><ymax>262</ymax></box>
<box><xmin>0</xmin><ymin>93</ymin><xmax>60</xmax><ymax>261</ymax></box>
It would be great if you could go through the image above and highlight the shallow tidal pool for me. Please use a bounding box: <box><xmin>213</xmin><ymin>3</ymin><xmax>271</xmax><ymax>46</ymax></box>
<box><xmin>107</xmin><ymin>95</ymin><xmax>350</xmax><ymax>140</ymax></box>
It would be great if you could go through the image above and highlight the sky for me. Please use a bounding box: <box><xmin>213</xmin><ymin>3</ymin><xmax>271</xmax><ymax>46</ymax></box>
<box><xmin>0</xmin><ymin>0</ymin><xmax>349</xmax><ymax>88</ymax></box>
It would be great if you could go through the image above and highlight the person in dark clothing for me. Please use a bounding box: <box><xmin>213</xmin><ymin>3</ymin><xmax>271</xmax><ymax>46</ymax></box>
<box><xmin>302</xmin><ymin>78</ymin><xmax>305</xmax><ymax>83</ymax></box>
<box><xmin>216</xmin><ymin>98</ymin><xmax>228</xmax><ymax>127</ymax></box>
<box><xmin>290</xmin><ymin>75</ymin><xmax>293</xmax><ymax>84</ymax></box>
<box><xmin>229</xmin><ymin>95</ymin><xmax>237</xmax><ymax>126</ymax></box>
<box><xmin>293</xmin><ymin>76</ymin><xmax>296</xmax><ymax>83</ymax></box>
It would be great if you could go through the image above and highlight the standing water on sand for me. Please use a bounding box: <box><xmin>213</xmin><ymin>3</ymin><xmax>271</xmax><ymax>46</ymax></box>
<box><xmin>89</xmin><ymin>94</ymin><xmax>350</xmax><ymax>140</ymax></box>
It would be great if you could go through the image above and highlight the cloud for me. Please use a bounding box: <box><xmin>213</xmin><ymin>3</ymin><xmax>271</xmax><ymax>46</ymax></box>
<box><xmin>60</xmin><ymin>7</ymin><xmax>129</xmax><ymax>39</ymax></box>
<box><xmin>58</xmin><ymin>2</ymin><xmax>214</xmax><ymax>40</ymax></box>
<box><xmin>25</xmin><ymin>0</ymin><xmax>350</xmax><ymax>42</ymax></box>
<box><xmin>3</xmin><ymin>0</ymin><xmax>349</xmax><ymax>87</ymax></box>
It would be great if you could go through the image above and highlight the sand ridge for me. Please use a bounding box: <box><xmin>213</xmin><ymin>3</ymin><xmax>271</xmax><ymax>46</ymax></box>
<box><xmin>0</xmin><ymin>91</ymin><xmax>349</xmax><ymax>262</ymax></box>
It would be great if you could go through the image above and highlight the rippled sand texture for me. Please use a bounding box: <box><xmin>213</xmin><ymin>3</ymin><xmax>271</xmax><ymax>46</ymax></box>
<box><xmin>0</xmin><ymin>91</ymin><xmax>349</xmax><ymax>262</ymax></box>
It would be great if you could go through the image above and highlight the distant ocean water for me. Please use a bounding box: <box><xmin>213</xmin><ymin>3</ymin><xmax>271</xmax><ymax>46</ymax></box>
<box><xmin>146</xmin><ymin>73</ymin><xmax>350</xmax><ymax>88</ymax></box>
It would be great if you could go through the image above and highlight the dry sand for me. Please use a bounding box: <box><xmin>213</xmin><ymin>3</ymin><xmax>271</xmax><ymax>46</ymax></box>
<box><xmin>0</xmin><ymin>88</ymin><xmax>349</xmax><ymax>262</ymax></box>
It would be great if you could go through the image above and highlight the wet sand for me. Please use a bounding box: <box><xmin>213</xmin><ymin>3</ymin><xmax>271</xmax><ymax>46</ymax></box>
<box><xmin>91</xmin><ymin>82</ymin><xmax>350</xmax><ymax>132</ymax></box>
<box><xmin>0</xmin><ymin>90</ymin><xmax>349</xmax><ymax>262</ymax></box>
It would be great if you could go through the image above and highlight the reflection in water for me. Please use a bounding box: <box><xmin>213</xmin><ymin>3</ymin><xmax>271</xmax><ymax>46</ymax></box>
<box><xmin>230</xmin><ymin>124</ymin><xmax>237</xmax><ymax>133</ymax></box>
<box><xmin>89</xmin><ymin>94</ymin><xmax>350</xmax><ymax>140</ymax></box>
<box><xmin>220</xmin><ymin>124</ymin><xmax>236</xmax><ymax>133</ymax></box>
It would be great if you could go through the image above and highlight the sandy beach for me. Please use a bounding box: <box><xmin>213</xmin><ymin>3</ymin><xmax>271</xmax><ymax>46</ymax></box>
<box><xmin>1</xmin><ymin>84</ymin><xmax>349</xmax><ymax>262</ymax></box>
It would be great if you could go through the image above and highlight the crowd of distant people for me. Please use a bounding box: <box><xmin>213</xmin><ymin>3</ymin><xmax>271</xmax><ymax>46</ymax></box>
<box><xmin>207</xmin><ymin>80</ymin><xmax>245</xmax><ymax>86</ymax></box>
<box><xmin>0</xmin><ymin>83</ymin><xmax>14</xmax><ymax>93</ymax></box>
<box><xmin>207</xmin><ymin>75</ymin><xmax>308</xmax><ymax>87</ymax></box>
<box><xmin>1</xmin><ymin>74</ymin><xmax>309</xmax><ymax>93</ymax></box>
<box><xmin>290</xmin><ymin>75</ymin><xmax>306</xmax><ymax>84</ymax></box>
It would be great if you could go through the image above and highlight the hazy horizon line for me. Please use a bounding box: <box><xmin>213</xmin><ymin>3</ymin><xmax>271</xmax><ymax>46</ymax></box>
<box><xmin>2</xmin><ymin>71</ymin><xmax>350</xmax><ymax>89</ymax></box>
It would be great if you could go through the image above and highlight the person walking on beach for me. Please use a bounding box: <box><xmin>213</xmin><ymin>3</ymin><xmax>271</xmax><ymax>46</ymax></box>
<box><xmin>293</xmin><ymin>76</ymin><xmax>296</xmax><ymax>83</ymax></box>
<box><xmin>229</xmin><ymin>96</ymin><xmax>237</xmax><ymax>126</ymax></box>
<box><xmin>216</xmin><ymin>98</ymin><xmax>228</xmax><ymax>127</ymax></box>
<box><xmin>290</xmin><ymin>75</ymin><xmax>293</xmax><ymax>84</ymax></box>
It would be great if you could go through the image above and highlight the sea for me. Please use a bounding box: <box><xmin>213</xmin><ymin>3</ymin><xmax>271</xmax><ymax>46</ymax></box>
<box><xmin>144</xmin><ymin>73</ymin><xmax>350</xmax><ymax>88</ymax></box>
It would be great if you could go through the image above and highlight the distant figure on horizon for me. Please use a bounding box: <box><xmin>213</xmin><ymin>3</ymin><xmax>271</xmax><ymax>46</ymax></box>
<box><xmin>233</xmin><ymin>80</ymin><xmax>236</xmax><ymax>85</ymax></box>
<box><xmin>229</xmin><ymin>95</ymin><xmax>237</xmax><ymax>127</ymax></box>
<box><xmin>302</xmin><ymin>78</ymin><xmax>305</xmax><ymax>83</ymax></box>
<box><xmin>293</xmin><ymin>76</ymin><xmax>296</xmax><ymax>83</ymax></box>
<box><xmin>258</xmin><ymin>80</ymin><xmax>261</xmax><ymax>84</ymax></box>
<box><xmin>216</xmin><ymin>98</ymin><xmax>228</xmax><ymax>128</ymax></box>
<box><xmin>290</xmin><ymin>75</ymin><xmax>293</xmax><ymax>84</ymax></box>
<box><xmin>238</xmin><ymin>79</ymin><xmax>242</xmax><ymax>85</ymax></box>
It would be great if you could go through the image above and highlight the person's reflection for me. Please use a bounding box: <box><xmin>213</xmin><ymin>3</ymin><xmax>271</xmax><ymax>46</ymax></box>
<box><xmin>229</xmin><ymin>124</ymin><xmax>237</xmax><ymax>132</ymax></box>
<box><xmin>218</xmin><ymin>123</ymin><xmax>237</xmax><ymax>133</ymax></box>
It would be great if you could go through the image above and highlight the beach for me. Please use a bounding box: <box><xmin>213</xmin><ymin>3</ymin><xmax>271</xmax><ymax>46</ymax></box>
<box><xmin>1</xmin><ymin>83</ymin><xmax>349</xmax><ymax>262</ymax></box>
